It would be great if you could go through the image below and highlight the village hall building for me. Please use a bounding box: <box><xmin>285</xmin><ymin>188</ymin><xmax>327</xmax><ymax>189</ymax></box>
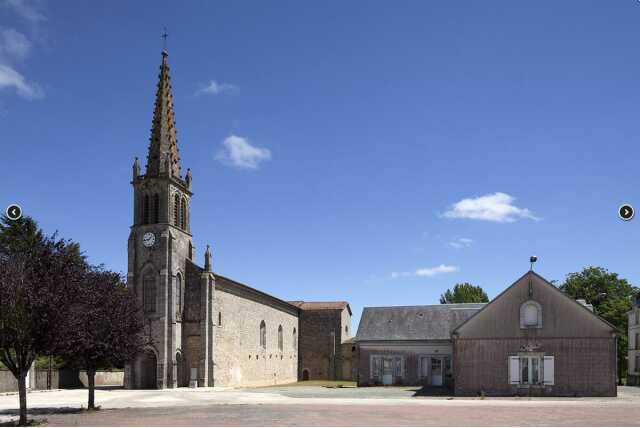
<box><xmin>355</xmin><ymin>271</ymin><xmax>618</xmax><ymax>396</ymax></box>
<box><xmin>123</xmin><ymin>49</ymin><xmax>353</xmax><ymax>389</ymax></box>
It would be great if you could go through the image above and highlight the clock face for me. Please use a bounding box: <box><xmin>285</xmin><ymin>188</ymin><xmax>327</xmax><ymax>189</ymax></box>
<box><xmin>142</xmin><ymin>232</ymin><xmax>156</xmax><ymax>248</ymax></box>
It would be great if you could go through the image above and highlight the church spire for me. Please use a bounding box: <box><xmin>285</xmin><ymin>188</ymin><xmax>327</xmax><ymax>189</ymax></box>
<box><xmin>145</xmin><ymin>49</ymin><xmax>181</xmax><ymax>178</ymax></box>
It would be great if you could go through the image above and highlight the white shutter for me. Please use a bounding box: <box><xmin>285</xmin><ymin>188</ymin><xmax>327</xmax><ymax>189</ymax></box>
<box><xmin>543</xmin><ymin>356</ymin><xmax>554</xmax><ymax>385</ymax></box>
<box><xmin>509</xmin><ymin>356</ymin><xmax>520</xmax><ymax>384</ymax></box>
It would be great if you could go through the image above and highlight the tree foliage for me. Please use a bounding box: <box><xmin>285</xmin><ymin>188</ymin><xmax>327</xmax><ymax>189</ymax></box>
<box><xmin>558</xmin><ymin>266</ymin><xmax>639</xmax><ymax>383</ymax></box>
<box><xmin>440</xmin><ymin>282</ymin><xmax>489</xmax><ymax>304</ymax></box>
<box><xmin>0</xmin><ymin>215</ymin><xmax>86</xmax><ymax>425</ymax></box>
<box><xmin>57</xmin><ymin>268</ymin><xmax>143</xmax><ymax>409</ymax></box>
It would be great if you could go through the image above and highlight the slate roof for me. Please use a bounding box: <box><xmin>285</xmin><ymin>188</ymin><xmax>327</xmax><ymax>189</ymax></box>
<box><xmin>356</xmin><ymin>303</ymin><xmax>485</xmax><ymax>341</ymax></box>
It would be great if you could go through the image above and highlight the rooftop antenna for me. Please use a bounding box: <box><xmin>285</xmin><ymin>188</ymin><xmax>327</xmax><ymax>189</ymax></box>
<box><xmin>161</xmin><ymin>27</ymin><xmax>168</xmax><ymax>52</ymax></box>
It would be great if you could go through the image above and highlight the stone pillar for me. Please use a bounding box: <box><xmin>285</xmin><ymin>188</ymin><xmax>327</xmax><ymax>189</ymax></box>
<box><xmin>198</xmin><ymin>272</ymin><xmax>211</xmax><ymax>387</ymax></box>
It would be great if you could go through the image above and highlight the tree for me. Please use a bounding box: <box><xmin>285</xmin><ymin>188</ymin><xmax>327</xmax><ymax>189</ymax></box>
<box><xmin>0</xmin><ymin>215</ymin><xmax>86</xmax><ymax>425</ymax></box>
<box><xmin>57</xmin><ymin>268</ymin><xmax>143</xmax><ymax>409</ymax></box>
<box><xmin>558</xmin><ymin>266</ymin><xmax>639</xmax><ymax>385</ymax></box>
<box><xmin>440</xmin><ymin>282</ymin><xmax>489</xmax><ymax>304</ymax></box>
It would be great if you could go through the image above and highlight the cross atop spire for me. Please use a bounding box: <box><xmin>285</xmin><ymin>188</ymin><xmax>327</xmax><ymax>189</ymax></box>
<box><xmin>145</xmin><ymin>48</ymin><xmax>181</xmax><ymax>178</ymax></box>
<box><xmin>161</xmin><ymin>27</ymin><xmax>168</xmax><ymax>52</ymax></box>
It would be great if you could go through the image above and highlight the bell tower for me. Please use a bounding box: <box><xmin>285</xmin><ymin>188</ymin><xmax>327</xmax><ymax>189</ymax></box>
<box><xmin>125</xmin><ymin>48</ymin><xmax>197</xmax><ymax>389</ymax></box>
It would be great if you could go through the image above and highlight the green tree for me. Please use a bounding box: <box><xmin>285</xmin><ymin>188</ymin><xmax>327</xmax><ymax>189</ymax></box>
<box><xmin>440</xmin><ymin>282</ymin><xmax>489</xmax><ymax>304</ymax></box>
<box><xmin>0</xmin><ymin>215</ymin><xmax>86</xmax><ymax>425</ymax></box>
<box><xmin>558</xmin><ymin>266</ymin><xmax>639</xmax><ymax>385</ymax></box>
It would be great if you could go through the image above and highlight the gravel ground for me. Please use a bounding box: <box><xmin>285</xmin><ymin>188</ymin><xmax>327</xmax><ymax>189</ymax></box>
<box><xmin>0</xmin><ymin>386</ymin><xmax>639</xmax><ymax>426</ymax></box>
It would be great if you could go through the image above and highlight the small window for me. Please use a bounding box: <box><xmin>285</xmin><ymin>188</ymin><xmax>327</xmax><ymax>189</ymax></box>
<box><xmin>520</xmin><ymin>300</ymin><xmax>542</xmax><ymax>329</ymax></box>
<box><xmin>175</xmin><ymin>274</ymin><xmax>182</xmax><ymax>318</ymax></box>
<box><xmin>636</xmin><ymin>332</ymin><xmax>639</xmax><ymax>350</ymax></box>
<box><xmin>260</xmin><ymin>321</ymin><xmax>266</xmax><ymax>349</ymax></box>
<box><xmin>218</xmin><ymin>312</ymin><xmax>222</xmax><ymax>327</ymax></box>
<box><xmin>143</xmin><ymin>194</ymin><xmax>150</xmax><ymax>224</ymax></box>
<box><xmin>278</xmin><ymin>325</ymin><xmax>283</xmax><ymax>351</ymax></box>
<box><xmin>292</xmin><ymin>328</ymin><xmax>297</xmax><ymax>350</ymax></box>
<box><xmin>180</xmin><ymin>198</ymin><xmax>187</xmax><ymax>230</ymax></box>
<box><xmin>188</xmin><ymin>242</ymin><xmax>193</xmax><ymax>260</ymax></box>
<box><xmin>345</xmin><ymin>325</ymin><xmax>349</xmax><ymax>335</ymax></box>
<box><xmin>173</xmin><ymin>194</ymin><xmax>180</xmax><ymax>226</ymax></box>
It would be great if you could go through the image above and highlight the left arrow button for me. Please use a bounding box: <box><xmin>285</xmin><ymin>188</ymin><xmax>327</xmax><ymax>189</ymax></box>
<box><xmin>5</xmin><ymin>204</ymin><xmax>22</xmax><ymax>221</ymax></box>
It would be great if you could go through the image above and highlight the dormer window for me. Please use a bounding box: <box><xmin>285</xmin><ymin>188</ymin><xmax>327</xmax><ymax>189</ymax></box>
<box><xmin>520</xmin><ymin>300</ymin><xmax>542</xmax><ymax>329</ymax></box>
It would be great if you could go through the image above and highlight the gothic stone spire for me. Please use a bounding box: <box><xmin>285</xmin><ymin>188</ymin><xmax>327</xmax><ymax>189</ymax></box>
<box><xmin>145</xmin><ymin>50</ymin><xmax>181</xmax><ymax>178</ymax></box>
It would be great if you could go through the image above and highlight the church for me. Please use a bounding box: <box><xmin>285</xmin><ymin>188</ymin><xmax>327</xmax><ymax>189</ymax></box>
<box><xmin>123</xmin><ymin>49</ymin><xmax>353</xmax><ymax>389</ymax></box>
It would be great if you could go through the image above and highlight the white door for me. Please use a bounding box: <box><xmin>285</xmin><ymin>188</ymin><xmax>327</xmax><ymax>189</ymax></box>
<box><xmin>382</xmin><ymin>358</ymin><xmax>393</xmax><ymax>385</ymax></box>
<box><xmin>430</xmin><ymin>358</ymin><xmax>443</xmax><ymax>386</ymax></box>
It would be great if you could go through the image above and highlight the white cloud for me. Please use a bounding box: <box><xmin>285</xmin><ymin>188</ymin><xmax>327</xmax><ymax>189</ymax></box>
<box><xmin>0</xmin><ymin>64</ymin><xmax>42</xmax><ymax>99</ymax></box>
<box><xmin>215</xmin><ymin>135</ymin><xmax>271</xmax><ymax>169</ymax></box>
<box><xmin>196</xmin><ymin>80</ymin><xmax>237</xmax><ymax>95</ymax></box>
<box><xmin>0</xmin><ymin>28</ymin><xmax>31</xmax><ymax>62</ymax></box>
<box><xmin>442</xmin><ymin>192</ymin><xmax>539</xmax><ymax>223</ymax></box>
<box><xmin>2</xmin><ymin>0</ymin><xmax>46</xmax><ymax>24</ymax></box>
<box><xmin>391</xmin><ymin>264</ymin><xmax>459</xmax><ymax>279</ymax></box>
<box><xmin>448</xmin><ymin>238</ymin><xmax>474</xmax><ymax>249</ymax></box>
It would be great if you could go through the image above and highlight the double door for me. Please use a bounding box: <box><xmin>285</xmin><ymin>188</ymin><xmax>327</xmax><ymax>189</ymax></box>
<box><xmin>420</xmin><ymin>356</ymin><xmax>444</xmax><ymax>386</ymax></box>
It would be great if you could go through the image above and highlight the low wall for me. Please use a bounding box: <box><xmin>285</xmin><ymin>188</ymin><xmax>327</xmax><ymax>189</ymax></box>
<box><xmin>79</xmin><ymin>371</ymin><xmax>124</xmax><ymax>387</ymax></box>
<box><xmin>0</xmin><ymin>370</ymin><xmax>19</xmax><ymax>393</ymax></box>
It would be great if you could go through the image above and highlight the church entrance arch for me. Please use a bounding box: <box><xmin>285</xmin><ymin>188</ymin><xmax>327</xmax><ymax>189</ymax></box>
<box><xmin>140</xmin><ymin>350</ymin><xmax>157</xmax><ymax>389</ymax></box>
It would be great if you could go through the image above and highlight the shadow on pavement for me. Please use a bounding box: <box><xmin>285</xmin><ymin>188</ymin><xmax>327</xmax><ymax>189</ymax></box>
<box><xmin>412</xmin><ymin>386</ymin><xmax>453</xmax><ymax>397</ymax></box>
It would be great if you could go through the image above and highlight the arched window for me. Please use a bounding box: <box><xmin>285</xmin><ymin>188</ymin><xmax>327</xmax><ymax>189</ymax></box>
<box><xmin>143</xmin><ymin>194</ymin><xmax>150</xmax><ymax>224</ymax></box>
<box><xmin>173</xmin><ymin>194</ymin><xmax>180</xmax><ymax>226</ymax></box>
<box><xmin>278</xmin><ymin>325</ymin><xmax>283</xmax><ymax>351</ymax></box>
<box><xmin>153</xmin><ymin>193</ymin><xmax>160</xmax><ymax>223</ymax></box>
<box><xmin>292</xmin><ymin>328</ymin><xmax>297</xmax><ymax>350</ymax></box>
<box><xmin>180</xmin><ymin>198</ymin><xmax>187</xmax><ymax>230</ymax></box>
<box><xmin>176</xmin><ymin>274</ymin><xmax>182</xmax><ymax>319</ymax></box>
<box><xmin>143</xmin><ymin>274</ymin><xmax>156</xmax><ymax>313</ymax></box>
<box><xmin>520</xmin><ymin>300</ymin><xmax>542</xmax><ymax>329</ymax></box>
<box><xmin>260</xmin><ymin>321</ymin><xmax>266</xmax><ymax>349</ymax></box>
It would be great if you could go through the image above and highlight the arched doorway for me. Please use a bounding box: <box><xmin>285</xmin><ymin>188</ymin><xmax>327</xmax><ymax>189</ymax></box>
<box><xmin>176</xmin><ymin>351</ymin><xmax>188</xmax><ymax>387</ymax></box>
<box><xmin>302</xmin><ymin>369</ymin><xmax>310</xmax><ymax>381</ymax></box>
<box><xmin>140</xmin><ymin>350</ymin><xmax>157</xmax><ymax>389</ymax></box>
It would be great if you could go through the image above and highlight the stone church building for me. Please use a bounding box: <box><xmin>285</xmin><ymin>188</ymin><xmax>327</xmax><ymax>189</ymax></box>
<box><xmin>124</xmin><ymin>50</ymin><xmax>351</xmax><ymax>389</ymax></box>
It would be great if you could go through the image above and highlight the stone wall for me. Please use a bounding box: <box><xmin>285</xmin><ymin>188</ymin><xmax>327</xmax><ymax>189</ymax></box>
<box><xmin>214</xmin><ymin>286</ymin><xmax>298</xmax><ymax>387</ymax></box>
<box><xmin>298</xmin><ymin>308</ymin><xmax>352</xmax><ymax>380</ymax></box>
<box><xmin>79</xmin><ymin>371</ymin><xmax>124</xmax><ymax>387</ymax></box>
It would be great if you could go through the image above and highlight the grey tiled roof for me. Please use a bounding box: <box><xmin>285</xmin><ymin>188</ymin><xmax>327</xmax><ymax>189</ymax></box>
<box><xmin>356</xmin><ymin>303</ymin><xmax>485</xmax><ymax>341</ymax></box>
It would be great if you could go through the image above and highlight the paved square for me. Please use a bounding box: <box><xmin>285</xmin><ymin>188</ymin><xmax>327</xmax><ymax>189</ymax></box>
<box><xmin>1</xmin><ymin>386</ymin><xmax>639</xmax><ymax>426</ymax></box>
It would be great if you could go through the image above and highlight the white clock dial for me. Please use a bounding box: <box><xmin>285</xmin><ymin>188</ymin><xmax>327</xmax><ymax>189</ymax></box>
<box><xmin>142</xmin><ymin>232</ymin><xmax>156</xmax><ymax>248</ymax></box>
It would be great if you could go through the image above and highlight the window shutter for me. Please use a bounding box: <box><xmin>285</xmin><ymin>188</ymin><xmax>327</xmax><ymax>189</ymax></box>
<box><xmin>543</xmin><ymin>356</ymin><xmax>554</xmax><ymax>385</ymax></box>
<box><xmin>509</xmin><ymin>356</ymin><xmax>520</xmax><ymax>384</ymax></box>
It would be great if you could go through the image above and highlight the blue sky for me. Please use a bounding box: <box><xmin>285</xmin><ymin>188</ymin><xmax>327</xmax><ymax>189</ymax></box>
<box><xmin>1</xmin><ymin>0</ymin><xmax>639</xmax><ymax>328</ymax></box>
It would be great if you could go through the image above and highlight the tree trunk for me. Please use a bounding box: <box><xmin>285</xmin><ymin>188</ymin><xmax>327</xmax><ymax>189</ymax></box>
<box><xmin>87</xmin><ymin>368</ymin><xmax>96</xmax><ymax>409</ymax></box>
<box><xmin>17</xmin><ymin>370</ymin><xmax>28</xmax><ymax>426</ymax></box>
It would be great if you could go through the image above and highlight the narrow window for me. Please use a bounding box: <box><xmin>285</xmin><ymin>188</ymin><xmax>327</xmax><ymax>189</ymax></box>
<box><xmin>180</xmin><ymin>198</ymin><xmax>187</xmax><ymax>229</ymax></box>
<box><xmin>636</xmin><ymin>332</ymin><xmax>639</xmax><ymax>350</ymax></box>
<box><xmin>345</xmin><ymin>325</ymin><xmax>349</xmax><ymax>335</ymax></box>
<box><xmin>153</xmin><ymin>193</ymin><xmax>160</xmax><ymax>223</ymax></box>
<box><xmin>176</xmin><ymin>274</ymin><xmax>182</xmax><ymax>319</ymax></box>
<box><xmin>173</xmin><ymin>194</ymin><xmax>180</xmax><ymax>226</ymax></box>
<box><xmin>143</xmin><ymin>194</ymin><xmax>150</xmax><ymax>224</ymax></box>
<box><xmin>143</xmin><ymin>275</ymin><xmax>156</xmax><ymax>313</ymax></box>
<box><xmin>260</xmin><ymin>321</ymin><xmax>266</xmax><ymax>349</ymax></box>
<box><xmin>218</xmin><ymin>312</ymin><xmax>222</xmax><ymax>327</ymax></box>
<box><xmin>278</xmin><ymin>325</ymin><xmax>283</xmax><ymax>351</ymax></box>
<box><xmin>520</xmin><ymin>357</ymin><xmax>529</xmax><ymax>384</ymax></box>
<box><xmin>292</xmin><ymin>328</ymin><xmax>297</xmax><ymax>350</ymax></box>
<box><xmin>188</xmin><ymin>242</ymin><xmax>193</xmax><ymax>260</ymax></box>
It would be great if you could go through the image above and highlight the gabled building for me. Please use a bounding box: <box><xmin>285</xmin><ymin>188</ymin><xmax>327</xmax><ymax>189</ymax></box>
<box><xmin>355</xmin><ymin>304</ymin><xmax>484</xmax><ymax>386</ymax></box>
<box><xmin>453</xmin><ymin>271</ymin><xmax>618</xmax><ymax>396</ymax></box>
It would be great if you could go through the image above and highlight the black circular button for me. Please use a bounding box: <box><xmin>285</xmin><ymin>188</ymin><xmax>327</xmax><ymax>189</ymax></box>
<box><xmin>619</xmin><ymin>204</ymin><xmax>634</xmax><ymax>221</ymax></box>
<box><xmin>5</xmin><ymin>204</ymin><xmax>22</xmax><ymax>221</ymax></box>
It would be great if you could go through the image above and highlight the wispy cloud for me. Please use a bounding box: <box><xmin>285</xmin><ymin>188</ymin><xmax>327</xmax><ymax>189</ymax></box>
<box><xmin>196</xmin><ymin>80</ymin><xmax>237</xmax><ymax>96</ymax></box>
<box><xmin>448</xmin><ymin>238</ymin><xmax>474</xmax><ymax>249</ymax></box>
<box><xmin>0</xmin><ymin>28</ymin><xmax>31</xmax><ymax>62</ymax></box>
<box><xmin>215</xmin><ymin>135</ymin><xmax>271</xmax><ymax>169</ymax></box>
<box><xmin>391</xmin><ymin>264</ymin><xmax>459</xmax><ymax>279</ymax></box>
<box><xmin>2</xmin><ymin>0</ymin><xmax>47</xmax><ymax>25</ymax></box>
<box><xmin>0</xmin><ymin>64</ymin><xmax>42</xmax><ymax>99</ymax></box>
<box><xmin>0</xmin><ymin>1</ymin><xmax>46</xmax><ymax>101</ymax></box>
<box><xmin>442</xmin><ymin>192</ymin><xmax>539</xmax><ymax>223</ymax></box>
